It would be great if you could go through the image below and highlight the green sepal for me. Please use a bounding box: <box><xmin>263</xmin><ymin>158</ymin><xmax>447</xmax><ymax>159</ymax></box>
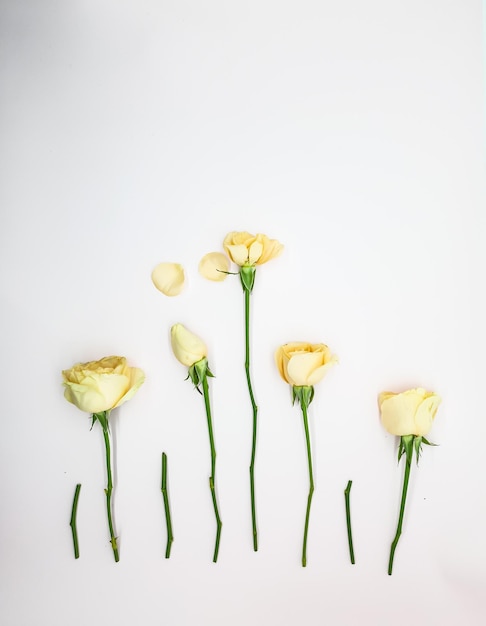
<box><xmin>398</xmin><ymin>434</ymin><xmax>436</xmax><ymax>466</ymax></box>
<box><xmin>421</xmin><ymin>436</ymin><xmax>437</xmax><ymax>447</ymax></box>
<box><xmin>413</xmin><ymin>435</ymin><xmax>437</xmax><ymax>464</ymax></box>
<box><xmin>398</xmin><ymin>435</ymin><xmax>414</xmax><ymax>466</ymax></box>
<box><xmin>91</xmin><ymin>410</ymin><xmax>110</xmax><ymax>432</ymax></box>
<box><xmin>292</xmin><ymin>385</ymin><xmax>314</xmax><ymax>409</ymax></box>
<box><xmin>186</xmin><ymin>357</ymin><xmax>214</xmax><ymax>393</ymax></box>
<box><xmin>239</xmin><ymin>265</ymin><xmax>256</xmax><ymax>293</ymax></box>
<box><xmin>414</xmin><ymin>436</ymin><xmax>422</xmax><ymax>463</ymax></box>
<box><xmin>397</xmin><ymin>437</ymin><xmax>406</xmax><ymax>463</ymax></box>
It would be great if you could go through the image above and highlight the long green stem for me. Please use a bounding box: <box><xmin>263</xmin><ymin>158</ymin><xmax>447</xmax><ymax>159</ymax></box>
<box><xmin>300</xmin><ymin>402</ymin><xmax>314</xmax><ymax>567</ymax></box>
<box><xmin>388</xmin><ymin>437</ymin><xmax>413</xmax><ymax>575</ymax></box>
<box><xmin>244</xmin><ymin>288</ymin><xmax>259</xmax><ymax>552</ymax></box>
<box><xmin>202</xmin><ymin>375</ymin><xmax>222</xmax><ymax>562</ymax></box>
<box><xmin>101</xmin><ymin>424</ymin><xmax>119</xmax><ymax>562</ymax></box>
<box><xmin>69</xmin><ymin>483</ymin><xmax>82</xmax><ymax>559</ymax></box>
<box><xmin>161</xmin><ymin>452</ymin><xmax>174</xmax><ymax>558</ymax></box>
<box><xmin>344</xmin><ymin>480</ymin><xmax>355</xmax><ymax>564</ymax></box>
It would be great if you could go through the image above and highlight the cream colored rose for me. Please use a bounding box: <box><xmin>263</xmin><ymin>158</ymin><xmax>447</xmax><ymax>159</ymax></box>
<box><xmin>198</xmin><ymin>252</ymin><xmax>230</xmax><ymax>281</ymax></box>
<box><xmin>62</xmin><ymin>356</ymin><xmax>145</xmax><ymax>414</ymax></box>
<box><xmin>171</xmin><ymin>323</ymin><xmax>208</xmax><ymax>367</ymax></box>
<box><xmin>223</xmin><ymin>231</ymin><xmax>283</xmax><ymax>267</ymax></box>
<box><xmin>151</xmin><ymin>262</ymin><xmax>185</xmax><ymax>296</ymax></box>
<box><xmin>379</xmin><ymin>388</ymin><xmax>441</xmax><ymax>437</ymax></box>
<box><xmin>275</xmin><ymin>342</ymin><xmax>337</xmax><ymax>387</ymax></box>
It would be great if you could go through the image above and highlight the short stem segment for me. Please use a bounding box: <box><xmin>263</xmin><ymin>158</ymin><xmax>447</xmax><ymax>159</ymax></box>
<box><xmin>202</xmin><ymin>375</ymin><xmax>222</xmax><ymax>562</ymax></box>
<box><xmin>101</xmin><ymin>419</ymin><xmax>119</xmax><ymax>562</ymax></box>
<box><xmin>161</xmin><ymin>452</ymin><xmax>174</xmax><ymax>558</ymax></box>
<box><xmin>300</xmin><ymin>401</ymin><xmax>314</xmax><ymax>567</ymax></box>
<box><xmin>244</xmin><ymin>286</ymin><xmax>259</xmax><ymax>552</ymax></box>
<box><xmin>344</xmin><ymin>480</ymin><xmax>355</xmax><ymax>564</ymax></box>
<box><xmin>388</xmin><ymin>435</ymin><xmax>414</xmax><ymax>575</ymax></box>
<box><xmin>69</xmin><ymin>483</ymin><xmax>82</xmax><ymax>559</ymax></box>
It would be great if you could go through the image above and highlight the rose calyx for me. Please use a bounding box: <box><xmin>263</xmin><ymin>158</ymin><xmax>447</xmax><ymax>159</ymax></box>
<box><xmin>186</xmin><ymin>357</ymin><xmax>214</xmax><ymax>393</ymax></box>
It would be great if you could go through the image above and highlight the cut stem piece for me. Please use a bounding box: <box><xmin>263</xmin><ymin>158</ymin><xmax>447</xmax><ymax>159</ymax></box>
<box><xmin>344</xmin><ymin>480</ymin><xmax>355</xmax><ymax>564</ymax></box>
<box><xmin>161</xmin><ymin>452</ymin><xmax>174</xmax><ymax>558</ymax></box>
<box><xmin>69</xmin><ymin>483</ymin><xmax>82</xmax><ymax>559</ymax></box>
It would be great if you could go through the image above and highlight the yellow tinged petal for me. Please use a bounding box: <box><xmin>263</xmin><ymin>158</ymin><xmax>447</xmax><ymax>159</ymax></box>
<box><xmin>414</xmin><ymin>393</ymin><xmax>441</xmax><ymax>436</ymax></box>
<box><xmin>255</xmin><ymin>234</ymin><xmax>284</xmax><ymax>265</ymax></box>
<box><xmin>307</xmin><ymin>357</ymin><xmax>337</xmax><ymax>386</ymax></box>
<box><xmin>274</xmin><ymin>346</ymin><xmax>288</xmax><ymax>383</ymax></box>
<box><xmin>198</xmin><ymin>252</ymin><xmax>230</xmax><ymax>281</ymax></box>
<box><xmin>380</xmin><ymin>393</ymin><xmax>419</xmax><ymax>436</ymax></box>
<box><xmin>287</xmin><ymin>352</ymin><xmax>323</xmax><ymax>386</ymax></box>
<box><xmin>113</xmin><ymin>368</ymin><xmax>146</xmax><ymax>408</ymax></box>
<box><xmin>247</xmin><ymin>241</ymin><xmax>263</xmax><ymax>265</ymax></box>
<box><xmin>225</xmin><ymin>244</ymin><xmax>249</xmax><ymax>266</ymax></box>
<box><xmin>151</xmin><ymin>263</ymin><xmax>185</xmax><ymax>296</ymax></box>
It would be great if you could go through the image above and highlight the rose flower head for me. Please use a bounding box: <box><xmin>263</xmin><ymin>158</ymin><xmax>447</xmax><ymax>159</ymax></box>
<box><xmin>275</xmin><ymin>342</ymin><xmax>338</xmax><ymax>388</ymax></box>
<box><xmin>223</xmin><ymin>231</ymin><xmax>283</xmax><ymax>267</ymax></box>
<box><xmin>379</xmin><ymin>388</ymin><xmax>441</xmax><ymax>437</ymax></box>
<box><xmin>62</xmin><ymin>356</ymin><xmax>145</xmax><ymax>414</ymax></box>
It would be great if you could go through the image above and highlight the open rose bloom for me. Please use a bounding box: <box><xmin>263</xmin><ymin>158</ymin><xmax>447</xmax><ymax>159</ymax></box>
<box><xmin>62</xmin><ymin>356</ymin><xmax>145</xmax><ymax>415</ymax></box>
<box><xmin>223</xmin><ymin>231</ymin><xmax>283</xmax><ymax>267</ymax></box>
<box><xmin>275</xmin><ymin>342</ymin><xmax>338</xmax><ymax>388</ymax></box>
<box><xmin>379</xmin><ymin>388</ymin><xmax>441</xmax><ymax>437</ymax></box>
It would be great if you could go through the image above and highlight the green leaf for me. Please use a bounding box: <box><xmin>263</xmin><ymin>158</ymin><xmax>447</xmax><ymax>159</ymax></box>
<box><xmin>421</xmin><ymin>437</ymin><xmax>437</xmax><ymax>447</ymax></box>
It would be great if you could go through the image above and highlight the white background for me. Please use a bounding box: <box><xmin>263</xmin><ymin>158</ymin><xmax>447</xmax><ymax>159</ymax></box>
<box><xmin>1</xmin><ymin>1</ymin><xmax>485</xmax><ymax>625</ymax></box>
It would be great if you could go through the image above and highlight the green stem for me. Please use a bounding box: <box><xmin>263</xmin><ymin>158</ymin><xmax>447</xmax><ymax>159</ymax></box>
<box><xmin>202</xmin><ymin>375</ymin><xmax>222</xmax><ymax>562</ymax></box>
<box><xmin>101</xmin><ymin>423</ymin><xmax>119</xmax><ymax>562</ymax></box>
<box><xmin>300</xmin><ymin>401</ymin><xmax>314</xmax><ymax>567</ymax></box>
<box><xmin>388</xmin><ymin>436</ymin><xmax>413</xmax><ymax>575</ymax></box>
<box><xmin>69</xmin><ymin>483</ymin><xmax>82</xmax><ymax>559</ymax></box>
<box><xmin>161</xmin><ymin>452</ymin><xmax>174</xmax><ymax>558</ymax></box>
<box><xmin>344</xmin><ymin>480</ymin><xmax>355</xmax><ymax>564</ymax></box>
<box><xmin>244</xmin><ymin>287</ymin><xmax>259</xmax><ymax>552</ymax></box>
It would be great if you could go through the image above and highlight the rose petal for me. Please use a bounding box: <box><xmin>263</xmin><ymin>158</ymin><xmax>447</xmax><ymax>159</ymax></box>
<box><xmin>225</xmin><ymin>244</ymin><xmax>250</xmax><ymax>266</ymax></box>
<box><xmin>151</xmin><ymin>263</ymin><xmax>185</xmax><ymax>296</ymax></box>
<box><xmin>198</xmin><ymin>252</ymin><xmax>230</xmax><ymax>281</ymax></box>
<box><xmin>414</xmin><ymin>393</ymin><xmax>441</xmax><ymax>436</ymax></box>
<box><xmin>287</xmin><ymin>352</ymin><xmax>324</xmax><ymax>386</ymax></box>
<box><xmin>379</xmin><ymin>392</ymin><xmax>422</xmax><ymax>436</ymax></box>
<box><xmin>114</xmin><ymin>368</ymin><xmax>146</xmax><ymax>408</ymax></box>
<box><xmin>255</xmin><ymin>235</ymin><xmax>284</xmax><ymax>265</ymax></box>
<box><xmin>247</xmin><ymin>241</ymin><xmax>263</xmax><ymax>265</ymax></box>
